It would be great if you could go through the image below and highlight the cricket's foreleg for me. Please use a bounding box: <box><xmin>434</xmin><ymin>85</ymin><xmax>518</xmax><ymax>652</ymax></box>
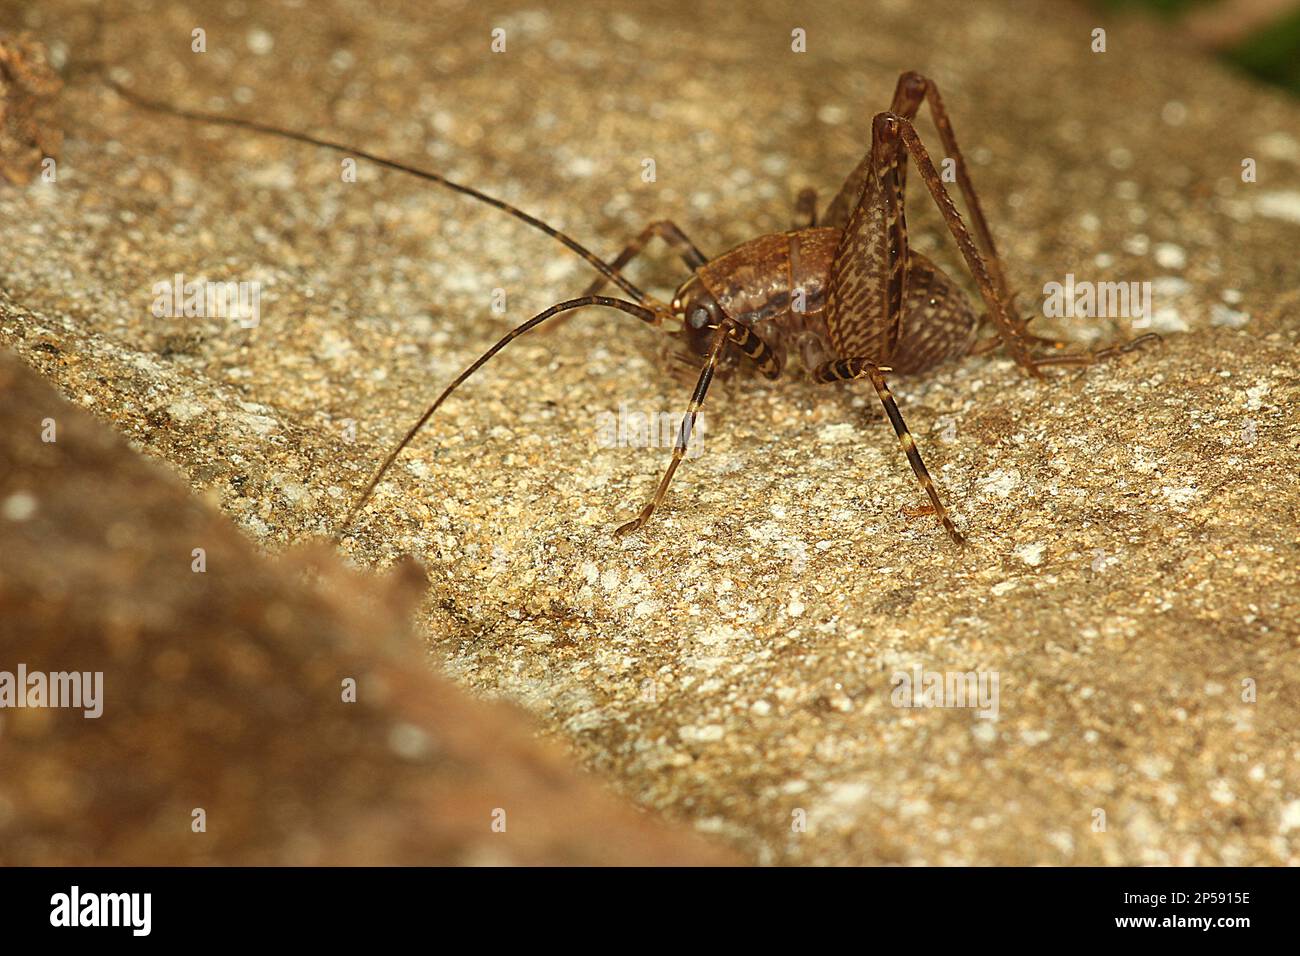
<box><xmin>580</xmin><ymin>220</ymin><xmax>707</xmax><ymax>298</ymax></box>
<box><xmin>615</xmin><ymin>320</ymin><xmax>732</xmax><ymax>536</ymax></box>
<box><xmin>793</xmin><ymin>187</ymin><xmax>819</xmax><ymax>229</ymax></box>
<box><xmin>341</xmin><ymin>295</ymin><xmax>661</xmax><ymax>536</ymax></box>
<box><xmin>727</xmin><ymin>323</ymin><xmax>782</xmax><ymax>379</ymax></box>
<box><xmin>814</xmin><ymin>358</ymin><xmax>965</xmax><ymax>546</ymax></box>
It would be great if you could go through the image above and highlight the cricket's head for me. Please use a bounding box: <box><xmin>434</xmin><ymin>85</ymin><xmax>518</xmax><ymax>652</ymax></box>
<box><xmin>670</xmin><ymin>274</ymin><xmax>725</xmax><ymax>356</ymax></box>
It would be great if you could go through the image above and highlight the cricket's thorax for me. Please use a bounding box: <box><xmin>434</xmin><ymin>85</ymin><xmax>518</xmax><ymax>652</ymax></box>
<box><xmin>689</xmin><ymin>227</ymin><xmax>842</xmax><ymax>376</ymax></box>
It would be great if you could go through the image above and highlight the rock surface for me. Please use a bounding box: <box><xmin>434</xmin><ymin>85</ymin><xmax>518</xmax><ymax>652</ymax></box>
<box><xmin>0</xmin><ymin>352</ymin><xmax>737</xmax><ymax>865</ymax></box>
<box><xmin>1</xmin><ymin>0</ymin><xmax>1298</xmax><ymax>864</ymax></box>
<box><xmin>0</xmin><ymin>30</ymin><xmax>63</xmax><ymax>184</ymax></box>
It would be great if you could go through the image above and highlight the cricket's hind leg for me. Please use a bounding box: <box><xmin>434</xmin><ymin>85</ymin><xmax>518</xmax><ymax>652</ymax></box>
<box><xmin>967</xmin><ymin>312</ymin><xmax>1163</xmax><ymax>369</ymax></box>
<box><xmin>1021</xmin><ymin>333</ymin><xmax>1162</xmax><ymax>368</ymax></box>
<box><xmin>824</xmin><ymin>70</ymin><xmax>1013</xmax><ymax>305</ymax></box>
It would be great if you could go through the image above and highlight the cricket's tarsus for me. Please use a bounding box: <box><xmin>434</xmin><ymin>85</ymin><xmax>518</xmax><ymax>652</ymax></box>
<box><xmin>100</xmin><ymin>68</ymin><xmax>1160</xmax><ymax>547</ymax></box>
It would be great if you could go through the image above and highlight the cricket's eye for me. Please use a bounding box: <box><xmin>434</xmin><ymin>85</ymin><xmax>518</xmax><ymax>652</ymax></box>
<box><xmin>689</xmin><ymin>306</ymin><xmax>712</xmax><ymax>329</ymax></box>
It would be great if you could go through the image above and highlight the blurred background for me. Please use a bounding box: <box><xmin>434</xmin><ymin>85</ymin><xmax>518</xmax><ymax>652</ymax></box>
<box><xmin>1103</xmin><ymin>0</ymin><xmax>1300</xmax><ymax>93</ymax></box>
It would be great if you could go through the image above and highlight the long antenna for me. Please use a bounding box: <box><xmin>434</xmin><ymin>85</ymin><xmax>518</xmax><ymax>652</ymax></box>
<box><xmin>340</xmin><ymin>295</ymin><xmax>661</xmax><ymax>533</ymax></box>
<box><xmin>96</xmin><ymin>73</ymin><xmax>647</xmax><ymax>304</ymax></box>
